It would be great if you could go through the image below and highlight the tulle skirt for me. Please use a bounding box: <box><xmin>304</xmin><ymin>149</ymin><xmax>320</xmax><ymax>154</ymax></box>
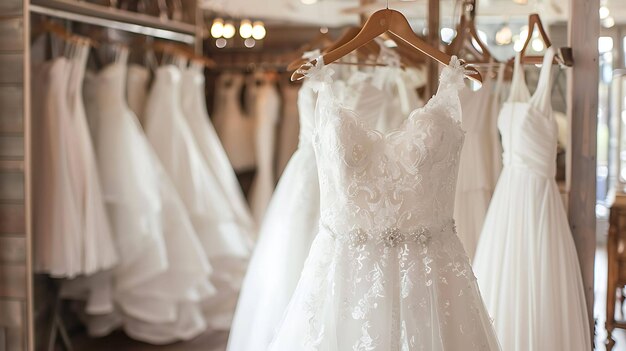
<box><xmin>473</xmin><ymin>167</ymin><xmax>590</xmax><ymax>351</ymax></box>
<box><xmin>227</xmin><ymin>148</ymin><xmax>320</xmax><ymax>351</ymax></box>
<box><xmin>269</xmin><ymin>224</ymin><xmax>501</xmax><ymax>351</ymax></box>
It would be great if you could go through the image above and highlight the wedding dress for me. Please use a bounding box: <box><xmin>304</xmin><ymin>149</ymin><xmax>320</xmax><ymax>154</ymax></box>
<box><xmin>79</xmin><ymin>57</ymin><xmax>213</xmax><ymax>343</ymax></box>
<box><xmin>453</xmin><ymin>69</ymin><xmax>496</xmax><ymax>260</ymax></box>
<box><xmin>248</xmin><ymin>73</ymin><xmax>281</xmax><ymax>224</ymax></box>
<box><xmin>32</xmin><ymin>54</ymin><xmax>117</xmax><ymax>278</ymax></box>
<box><xmin>126</xmin><ymin>64</ymin><xmax>150</xmax><ymax>126</ymax></box>
<box><xmin>180</xmin><ymin>63</ymin><xmax>255</xmax><ymax>240</ymax></box>
<box><xmin>228</xmin><ymin>53</ymin><xmax>429</xmax><ymax>351</ymax></box>
<box><xmin>268</xmin><ymin>57</ymin><xmax>500</xmax><ymax>351</ymax></box>
<box><xmin>213</xmin><ymin>72</ymin><xmax>256</xmax><ymax>172</ymax></box>
<box><xmin>473</xmin><ymin>48</ymin><xmax>590</xmax><ymax>351</ymax></box>
<box><xmin>144</xmin><ymin>65</ymin><xmax>252</xmax><ymax>328</ymax></box>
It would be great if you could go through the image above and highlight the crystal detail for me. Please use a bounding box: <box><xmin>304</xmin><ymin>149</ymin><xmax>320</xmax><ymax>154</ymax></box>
<box><xmin>382</xmin><ymin>227</ymin><xmax>404</xmax><ymax>248</ymax></box>
<box><xmin>349</xmin><ymin>228</ymin><xmax>369</xmax><ymax>247</ymax></box>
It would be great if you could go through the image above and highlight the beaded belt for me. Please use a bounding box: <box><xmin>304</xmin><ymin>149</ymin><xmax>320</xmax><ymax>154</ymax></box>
<box><xmin>321</xmin><ymin>219</ymin><xmax>457</xmax><ymax>248</ymax></box>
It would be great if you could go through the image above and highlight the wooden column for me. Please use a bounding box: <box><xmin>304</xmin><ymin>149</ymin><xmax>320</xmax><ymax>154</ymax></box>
<box><xmin>427</xmin><ymin>0</ymin><xmax>439</xmax><ymax>96</ymax></box>
<box><xmin>567</xmin><ymin>0</ymin><xmax>599</xmax><ymax>340</ymax></box>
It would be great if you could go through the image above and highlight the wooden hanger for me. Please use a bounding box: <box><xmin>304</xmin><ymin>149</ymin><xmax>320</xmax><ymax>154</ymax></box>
<box><xmin>509</xmin><ymin>13</ymin><xmax>563</xmax><ymax>66</ymax></box>
<box><xmin>150</xmin><ymin>41</ymin><xmax>216</xmax><ymax>68</ymax></box>
<box><xmin>447</xmin><ymin>1</ymin><xmax>492</xmax><ymax>64</ymax></box>
<box><xmin>291</xmin><ymin>8</ymin><xmax>481</xmax><ymax>83</ymax></box>
<box><xmin>34</xmin><ymin>19</ymin><xmax>98</xmax><ymax>48</ymax></box>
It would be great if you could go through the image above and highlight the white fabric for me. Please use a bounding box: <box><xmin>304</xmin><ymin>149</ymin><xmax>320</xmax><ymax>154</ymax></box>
<box><xmin>144</xmin><ymin>65</ymin><xmax>252</xmax><ymax>328</ymax></box>
<box><xmin>80</xmin><ymin>60</ymin><xmax>213</xmax><ymax>344</ymax></box>
<box><xmin>248</xmin><ymin>73</ymin><xmax>281</xmax><ymax>225</ymax></box>
<box><xmin>32</xmin><ymin>54</ymin><xmax>117</xmax><ymax>278</ymax></box>
<box><xmin>473</xmin><ymin>48</ymin><xmax>590</xmax><ymax>351</ymax></box>
<box><xmin>213</xmin><ymin>73</ymin><xmax>256</xmax><ymax>172</ymax></box>
<box><xmin>126</xmin><ymin>64</ymin><xmax>150</xmax><ymax>126</ymax></box>
<box><xmin>453</xmin><ymin>71</ymin><xmax>497</xmax><ymax>260</ymax></box>
<box><xmin>268</xmin><ymin>57</ymin><xmax>500</xmax><ymax>351</ymax></box>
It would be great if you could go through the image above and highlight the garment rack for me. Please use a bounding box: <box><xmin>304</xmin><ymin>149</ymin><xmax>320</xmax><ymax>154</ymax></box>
<box><xmin>30</xmin><ymin>0</ymin><xmax>196</xmax><ymax>44</ymax></box>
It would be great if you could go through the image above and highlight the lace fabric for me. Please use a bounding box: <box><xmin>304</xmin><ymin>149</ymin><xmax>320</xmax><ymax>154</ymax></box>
<box><xmin>269</xmin><ymin>57</ymin><xmax>501</xmax><ymax>350</ymax></box>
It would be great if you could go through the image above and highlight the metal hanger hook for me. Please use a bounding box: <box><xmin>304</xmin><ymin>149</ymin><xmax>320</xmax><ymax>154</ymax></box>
<box><xmin>386</xmin><ymin>0</ymin><xmax>389</xmax><ymax>10</ymax></box>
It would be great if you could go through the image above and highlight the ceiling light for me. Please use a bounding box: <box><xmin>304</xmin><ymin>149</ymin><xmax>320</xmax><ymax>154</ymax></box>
<box><xmin>210</xmin><ymin>18</ymin><xmax>224</xmax><ymax>38</ymax></box>
<box><xmin>495</xmin><ymin>25</ymin><xmax>512</xmax><ymax>45</ymax></box>
<box><xmin>599</xmin><ymin>6</ymin><xmax>610</xmax><ymax>20</ymax></box>
<box><xmin>252</xmin><ymin>21</ymin><xmax>266</xmax><ymax>40</ymax></box>
<box><xmin>519</xmin><ymin>25</ymin><xmax>529</xmax><ymax>42</ymax></box>
<box><xmin>513</xmin><ymin>0</ymin><xmax>528</xmax><ymax>4</ymax></box>
<box><xmin>215</xmin><ymin>38</ymin><xmax>227</xmax><ymax>48</ymax></box>
<box><xmin>513</xmin><ymin>35</ymin><xmax>524</xmax><ymax>52</ymax></box>
<box><xmin>222</xmin><ymin>21</ymin><xmax>236</xmax><ymax>39</ymax></box>
<box><xmin>301</xmin><ymin>0</ymin><xmax>317</xmax><ymax>4</ymax></box>
<box><xmin>240</xmin><ymin>19</ymin><xmax>253</xmax><ymax>39</ymax></box>
<box><xmin>320</xmin><ymin>26</ymin><xmax>329</xmax><ymax>34</ymax></box>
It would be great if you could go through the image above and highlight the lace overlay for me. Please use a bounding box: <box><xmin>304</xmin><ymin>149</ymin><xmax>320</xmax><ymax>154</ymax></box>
<box><xmin>269</xmin><ymin>57</ymin><xmax>500</xmax><ymax>351</ymax></box>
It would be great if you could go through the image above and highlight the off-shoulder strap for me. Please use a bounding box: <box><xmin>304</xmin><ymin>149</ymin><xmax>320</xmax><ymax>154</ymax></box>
<box><xmin>529</xmin><ymin>46</ymin><xmax>556</xmax><ymax>116</ymax></box>
<box><xmin>507</xmin><ymin>53</ymin><xmax>531</xmax><ymax>103</ymax></box>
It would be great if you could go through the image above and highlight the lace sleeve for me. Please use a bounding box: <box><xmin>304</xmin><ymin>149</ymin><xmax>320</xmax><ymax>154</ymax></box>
<box><xmin>435</xmin><ymin>56</ymin><xmax>468</xmax><ymax>123</ymax></box>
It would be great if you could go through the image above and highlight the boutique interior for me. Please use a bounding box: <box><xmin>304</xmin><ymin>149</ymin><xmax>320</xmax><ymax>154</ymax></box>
<box><xmin>0</xmin><ymin>0</ymin><xmax>624</xmax><ymax>350</ymax></box>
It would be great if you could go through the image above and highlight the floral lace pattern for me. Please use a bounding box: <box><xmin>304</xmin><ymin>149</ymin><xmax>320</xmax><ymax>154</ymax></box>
<box><xmin>268</xmin><ymin>57</ymin><xmax>500</xmax><ymax>351</ymax></box>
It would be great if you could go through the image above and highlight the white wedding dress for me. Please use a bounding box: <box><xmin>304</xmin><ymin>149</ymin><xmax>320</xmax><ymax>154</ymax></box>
<box><xmin>79</xmin><ymin>56</ymin><xmax>213</xmax><ymax>344</ymax></box>
<box><xmin>473</xmin><ymin>48</ymin><xmax>590</xmax><ymax>351</ymax></box>
<box><xmin>268</xmin><ymin>57</ymin><xmax>500</xmax><ymax>351</ymax></box>
<box><xmin>126</xmin><ymin>64</ymin><xmax>150</xmax><ymax>126</ymax></box>
<box><xmin>144</xmin><ymin>65</ymin><xmax>252</xmax><ymax>328</ymax></box>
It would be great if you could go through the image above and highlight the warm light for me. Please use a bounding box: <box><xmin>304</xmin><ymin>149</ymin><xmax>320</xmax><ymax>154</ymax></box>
<box><xmin>519</xmin><ymin>25</ymin><xmax>529</xmax><ymax>42</ymax></box>
<box><xmin>440</xmin><ymin>27</ymin><xmax>455</xmax><ymax>44</ymax></box>
<box><xmin>216</xmin><ymin>38</ymin><xmax>227</xmax><ymax>48</ymax></box>
<box><xmin>223</xmin><ymin>21</ymin><xmax>236</xmax><ymax>39</ymax></box>
<box><xmin>603</xmin><ymin>16</ymin><xmax>615</xmax><ymax>28</ymax></box>
<box><xmin>599</xmin><ymin>37</ymin><xmax>614</xmax><ymax>53</ymax></box>
<box><xmin>239</xmin><ymin>19</ymin><xmax>253</xmax><ymax>39</ymax></box>
<box><xmin>244</xmin><ymin>38</ymin><xmax>256</xmax><ymax>48</ymax></box>
<box><xmin>495</xmin><ymin>25</ymin><xmax>512</xmax><ymax>45</ymax></box>
<box><xmin>513</xmin><ymin>0</ymin><xmax>528</xmax><ymax>4</ymax></box>
<box><xmin>599</xmin><ymin>6</ymin><xmax>610</xmax><ymax>20</ymax></box>
<box><xmin>513</xmin><ymin>35</ymin><xmax>524</xmax><ymax>52</ymax></box>
<box><xmin>210</xmin><ymin>18</ymin><xmax>224</xmax><ymax>38</ymax></box>
<box><xmin>252</xmin><ymin>21</ymin><xmax>266</xmax><ymax>40</ymax></box>
<box><xmin>320</xmin><ymin>26</ymin><xmax>329</xmax><ymax>34</ymax></box>
<box><xmin>531</xmin><ymin>38</ymin><xmax>544</xmax><ymax>52</ymax></box>
<box><xmin>301</xmin><ymin>0</ymin><xmax>317</xmax><ymax>4</ymax></box>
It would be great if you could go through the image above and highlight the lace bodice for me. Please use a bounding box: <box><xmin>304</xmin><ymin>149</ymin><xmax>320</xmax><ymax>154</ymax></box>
<box><xmin>307</xmin><ymin>57</ymin><xmax>467</xmax><ymax>241</ymax></box>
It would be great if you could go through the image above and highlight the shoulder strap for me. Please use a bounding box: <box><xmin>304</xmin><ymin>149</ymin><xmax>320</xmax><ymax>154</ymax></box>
<box><xmin>507</xmin><ymin>53</ymin><xmax>531</xmax><ymax>103</ymax></box>
<box><xmin>529</xmin><ymin>46</ymin><xmax>556</xmax><ymax>115</ymax></box>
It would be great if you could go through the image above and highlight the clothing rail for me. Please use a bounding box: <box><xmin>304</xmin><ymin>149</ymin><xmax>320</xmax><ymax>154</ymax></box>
<box><xmin>30</xmin><ymin>0</ymin><xmax>196</xmax><ymax>44</ymax></box>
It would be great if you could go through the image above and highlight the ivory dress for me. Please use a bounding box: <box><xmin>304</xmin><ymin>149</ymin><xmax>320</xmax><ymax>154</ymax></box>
<box><xmin>81</xmin><ymin>58</ymin><xmax>213</xmax><ymax>344</ymax></box>
<box><xmin>473</xmin><ymin>48</ymin><xmax>590</xmax><ymax>351</ymax></box>
<box><xmin>144</xmin><ymin>65</ymin><xmax>252</xmax><ymax>328</ymax></box>
<box><xmin>268</xmin><ymin>57</ymin><xmax>500</xmax><ymax>351</ymax></box>
<box><xmin>126</xmin><ymin>64</ymin><xmax>150</xmax><ymax>126</ymax></box>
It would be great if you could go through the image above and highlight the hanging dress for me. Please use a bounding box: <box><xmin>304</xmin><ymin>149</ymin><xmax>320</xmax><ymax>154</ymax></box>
<box><xmin>228</xmin><ymin>53</ymin><xmax>429</xmax><ymax>351</ymax></box>
<box><xmin>248</xmin><ymin>73</ymin><xmax>281</xmax><ymax>225</ymax></box>
<box><xmin>180</xmin><ymin>63</ymin><xmax>255</xmax><ymax>240</ymax></box>
<box><xmin>144</xmin><ymin>65</ymin><xmax>252</xmax><ymax>329</ymax></box>
<box><xmin>213</xmin><ymin>72</ymin><xmax>256</xmax><ymax>172</ymax></box>
<box><xmin>453</xmin><ymin>70</ymin><xmax>496</xmax><ymax>260</ymax></box>
<box><xmin>126</xmin><ymin>63</ymin><xmax>150</xmax><ymax>126</ymax></box>
<box><xmin>473</xmin><ymin>48</ymin><xmax>590</xmax><ymax>351</ymax></box>
<box><xmin>80</xmin><ymin>59</ymin><xmax>213</xmax><ymax>344</ymax></box>
<box><xmin>267</xmin><ymin>56</ymin><xmax>500</xmax><ymax>351</ymax></box>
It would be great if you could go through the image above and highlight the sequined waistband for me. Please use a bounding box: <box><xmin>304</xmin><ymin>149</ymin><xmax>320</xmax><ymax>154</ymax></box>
<box><xmin>320</xmin><ymin>220</ymin><xmax>457</xmax><ymax>248</ymax></box>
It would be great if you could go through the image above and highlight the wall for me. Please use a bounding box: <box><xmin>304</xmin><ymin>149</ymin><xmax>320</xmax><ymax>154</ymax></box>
<box><xmin>0</xmin><ymin>0</ymin><xmax>30</xmax><ymax>350</ymax></box>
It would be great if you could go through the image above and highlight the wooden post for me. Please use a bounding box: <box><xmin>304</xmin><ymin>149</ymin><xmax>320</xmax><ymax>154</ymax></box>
<box><xmin>426</xmin><ymin>0</ymin><xmax>439</xmax><ymax>97</ymax></box>
<box><xmin>567</xmin><ymin>0</ymin><xmax>599</xmax><ymax>340</ymax></box>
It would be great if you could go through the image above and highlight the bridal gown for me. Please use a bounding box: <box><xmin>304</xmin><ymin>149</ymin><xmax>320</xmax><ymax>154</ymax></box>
<box><xmin>180</xmin><ymin>63</ymin><xmax>255</xmax><ymax>239</ymax></box>
<box><xmin>453</xmin><ymin>71</ymin><xmax>497</xmax><ymax>260</ymax></box>
<box><xmin>473</xmin><ymin>48</ymin><xmax>590</xmax><ymax>351</ymax></box>
<box><xmin>126</xmin><ymin>64</ymin><xmax>150</xmax><ymax>126</ymax></box>
<box><xmin>144</xmin><ymin>65</ymin><xmax>252</xmax><ymax>328</ymax></box>
<box><xmin>248</xmin><ymin>74</ymin><xmax>281</xmax><ymax>224</ymax></box>
<box><xmin>213</xmin><ymin>72</ymin><xmax>256</xmax><ymax>172</ymax></box>
<box><xmin>268</xmin><ymin>57</ymin><xmax>500</xmax><ymax>351</ymax></box>
<box><xmin>80</xmin><ymin>58</ymin><xmax>213</xmax><ymax>344</ymax></box>
<box><xmin>228</xmin><ymin>53</ymin><xmax>428</xmax><ymax>351</ymax></box>
<box><xmin>32</xmin><ymin>55</ymin><xmax>117</xmax><ymax>278</ymax></box>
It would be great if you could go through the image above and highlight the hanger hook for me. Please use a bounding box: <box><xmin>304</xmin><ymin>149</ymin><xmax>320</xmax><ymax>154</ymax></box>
<box><xmin>386</xmin><ymin>0</ymin><xmax>389</xmax><ymax>10</ymax></box>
